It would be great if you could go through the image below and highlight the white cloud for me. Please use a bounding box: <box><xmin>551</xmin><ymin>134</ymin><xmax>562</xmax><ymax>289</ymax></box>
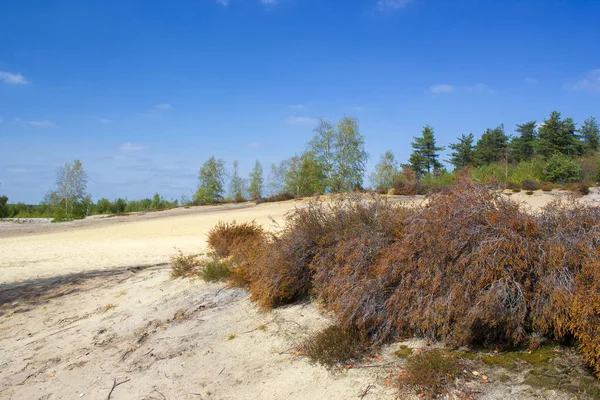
<box><xmin>0</xmin><ymin>71</ymin><xmax>28</xmax><ymax>85</ymax></box>
<box><xmin>119</xmin><ymin>142</ymin><xmax>148</xmax><ymax>151</ymax></box>
<box><xmin>288</xmin><ymin>104</ymin><xmax>305</xmax><ymax>110</ymax></box>
<box><xmin>153</xmin><ymin>103</ymin><xmax>172</xmax><ymax>110</ymax></box>
<box><xmin>466</xmin><ymin>83</ymin><xmax>495</xmax><ymax>94</ymax></box>
<box><xmin>377</xmin><ymin>0</ymin><xmax>414</xmax><ymax>11</ymax></box>
<box><xmin>216</xmin><ymin>0</ymin><xmax>229</xmax><ymax>5</ymax></box>
<box><xmin>430</xmin><ymin>84</ymin><xmax>454</xmax><ymax>94</ymax></box>
<box><xmin>286</xmin><ymin>116</ymin><xmax>317</xmax><ymax>126</ymax></box>
<box><xmin>28</xmin><ymin>120</ymin><xmax>55</xmax><ymax>127</ymax></box>
<box><xmin>566</xmin><ymin>69</ymin><xmax>600</xmax><ymax>92</ymax></box>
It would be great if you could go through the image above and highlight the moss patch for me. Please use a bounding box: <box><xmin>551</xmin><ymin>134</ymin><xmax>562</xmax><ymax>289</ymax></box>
<box><xmin>394</xmin><ymin>345</ymin><xmax>413</xmax><ymax>358</ymax></box>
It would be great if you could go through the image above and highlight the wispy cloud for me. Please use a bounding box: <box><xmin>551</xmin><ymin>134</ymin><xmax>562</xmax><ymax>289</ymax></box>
<box><xmin>286</xmin><ymin>116</ymin><xmax>317</xmax><ymax>126</ymax></box>
<box><xmin>466</xmin><ymin>83</ymin><xmax>495</xmax><ymax>94</ymax></box>
<box><xmin>153</xmin><ymin>103</ymin><xmax>172</xmax><ymax>110</ymax></box>
<box><xmin>28</xmin><ymin>120</ymin><xmax>55</xmax><ymax>127</ymax></box>
<box><xmin>377</xmin><ymin>0</ymin><xmax>414</xmax><ymax>11</ymax></box>
<box><xmin>0</xmin><ymin>71</ymin><xmax>28</xmax><ymax>85</ymax></box>
<box><xmin>566</xmin><ymin>69</ymin><xmax>600</xmax><ymax>92</ymax></box>
<box><xmin>430</xmin><ymin>84</ymin><xmax>454</xmax><ymax>94</ymax></box>
<box><xmin>119</xmin><ymin>142</ymin><xmax>148</xmax><ymax>151</ymax></box>
<box><xmin>288</xmin><ymin>104</ymin><xmax>305</xmax><ymax>110</ymax></box>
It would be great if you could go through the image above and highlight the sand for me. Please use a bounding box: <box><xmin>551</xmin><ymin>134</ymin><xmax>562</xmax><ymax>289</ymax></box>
<box><xmin>1</xmin><ymin>191</ymin><xmax>599</xmax><ymax>400</ymax></box>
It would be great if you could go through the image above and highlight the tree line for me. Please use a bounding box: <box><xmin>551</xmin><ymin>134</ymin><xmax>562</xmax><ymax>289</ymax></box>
<box><xmin>1</xmin><ymin>111</ymin><xmax>598</xmax><ymax>220</ymax></box>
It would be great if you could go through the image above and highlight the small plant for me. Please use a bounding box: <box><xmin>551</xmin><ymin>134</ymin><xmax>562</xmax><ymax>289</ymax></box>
<box><xmin>170</xmin><ymin>249</ymin><xmax>199</xmax><ymax>279</ymax></box>
<box><xmin>576</xmin><ymin>183</ymin><xmax>591</xmax><ymax>196</ymax></box>
<box><xmin>521</xmin><ymin>179</ymin><xmax>539</xmax><ymax>191</ymax></box>
<box><xmin>394</xmin><ymin>345</ymin><xmax>413</xmax><ymax>358</ymax></box>
<box><xmin>197</xmin><ymin>258</ymin><xmax>231</xmax><ymax>282</ymax></box>
<box><xmin>227</xmin><ymin>333</ymin><xmax>237</xmax><ymax>340</ymax></box>
<box><xmin>525</xmin><ymin>190</ymin><xmax>534</xmax><ymax>195</ymax></box>
<box><xmin>100</xmin><ymin>303</ymin><xmax>117</xmax><ymax>313</ymax></box>
<box><xmin>256</xmin><ymin>324</ymin><xmax>267</xmax><ymax>331</ymax></box>
<box><xmin>397</xmin><ymin>350</ymin><xmax>464</xmax><ymax>398</ymax></box>
<box><xmin>114</xmin><ymin>290</ymin><xmax>128</xmax><ymax>298</ymax></box>
<box><xmin>207</xmin><ymin>220</ymin><xmax>265</xmax><ymax>258</ymax></box>
<box><xmin>302</xmin><ymin>325</ymin><xmax>368</xmax><ymax>368</ymax></box>
<box><xmin>512</xmin><ymin>188</ymin><xmax>522</xmax><ymax>193</ymax></box>
<box><xmin>540</xmin><ymin>181</ymin><xmax>555</xmax><ymax>192</ymax></box>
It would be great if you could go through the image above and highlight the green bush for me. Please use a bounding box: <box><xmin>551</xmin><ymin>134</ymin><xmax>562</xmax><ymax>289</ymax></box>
<box><xmin>521</xmin><ymin>179</ymin><xmax>539</xmax><ymax>191</ymax></box>
<box><xmin>542</xmin><ymin>153</ymin><xmax>582</xmax><ymax>183</ymax></box>
<box><xmin>170</xmin><ymin>250</ymin><xmax>199</xmax><ymax>278</ymax></box>
<box><xmin>198</xmin><ymin>258</ymin><xmax>231</xmax><ymax>282</ymax></box>
<box><xmin>508</xmin><ymin>158</ymin><xmax>545</xmax><ymax>183</ymax></box>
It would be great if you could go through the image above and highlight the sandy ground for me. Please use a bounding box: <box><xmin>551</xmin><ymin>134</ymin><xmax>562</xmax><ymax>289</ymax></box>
<box><xmin>2</xmin><ymin>192</ymin><xmax>600</xmax><ymax>400</ymax></box>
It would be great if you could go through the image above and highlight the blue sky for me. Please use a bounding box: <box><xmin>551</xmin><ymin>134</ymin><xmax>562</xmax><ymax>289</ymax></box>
<box><xmin>1</xmin><ymin>0</ymin><xmax>599</xmax><ymax>203</ymax></box>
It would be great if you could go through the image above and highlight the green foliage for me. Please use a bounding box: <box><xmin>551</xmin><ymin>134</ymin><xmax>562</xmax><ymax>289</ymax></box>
<box><xmin>48</xmin><ymin>159</ymin><xmax>89</xmax><ymax>221</ymax></box>
<box><xmin>195</xmin><ymin>155</ymin><xmax>227</xmax><ymax>204</ymax></box>
<box><xmin>419</xmin><ymin>170</ymin><xmax>455</xmax><ymax>192</ymax></box>
<box><xmin>542</xmin><ymin>153</ymin><xmax>582</xmax><ymax>183</ymax></box>
<box><xmin>409</xmin><ymin>125</ymin><xmax>444</xmax><ymax>175</ymax></box>
<box><xmin>580</xmin><ymin>116</ymin><xmax>600</xmax><ymax>153</ymax></box>
<box><xmin>0</xmin><ymin>195</ymin><xmax>8</xmax><ymax>218</ymax></box>
<box><xmin>448</xmin><ymin>133</ymin><xmax>475</xmax><ymax>169</ymax></box>
<box><xmin>284</xmin><ymin>151</ymin><xmax>326</xmax><ymax>197</ymax></box>
<box><xmin>197</xmin><ymin>258</ymin><xmax>232</xmax><ymax>282</ymax></box>
<box><xmin>308</xmin><ymin>118</ymin><xmax>336</xmax><ymax>191</ymax></box>
<box><xmin>537</xmin><ymin>111</ymin><xmax>581</xmax><ymax>158</ymax></box>
<box><xmin>248</xmin><ymin>160</ymin><xmax>264</xmax><ymax>200</ymax></box>
<box><xmin>229</xmin><ymin>160</ymin><xmax>246</xmax><ymax>202</ymax></box>
<box><xmin>170</xmin><ymin>250</ymin><xmax>199</xmax><ymax>279</ymax></box>
<box><xmin>475</xmin><ymin>124</ymin><xmax>509</xmax><ymax>166</ymax></box>
<box><xmin>575</xmin><ymin>153</ymin><xmax>600</xmax><ymax>183</ymax></box>
<box><xmin>370</xmin><ymin>150</ymin><xmax>399</xmax><ymax>192</ymax></box>
<box><xmin>507</xmin><ymin>157</ymin><xmax>545</xmax><ymax>183</ymax></box>
<box><xmin>469</xmin><ymin>162</ymin><xmax>506</xmax><ymax>184</ymax></box>
<box><xmin>330</xmin><ymin>116</ymin><xmax>368</xmax><ymax>192</ymax></box>
<box><xmin>510</xmin><ymin>121</ymin><xmax>537</xmax><ymax>162</ymax></box>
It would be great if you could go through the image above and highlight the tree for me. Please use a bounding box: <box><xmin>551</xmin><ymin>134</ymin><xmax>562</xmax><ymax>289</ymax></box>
<box><xmin>537</xmin><ymin>111</ymin><xmax>580</xmax><ymax>158</ymax></box>
<box><xmin>248</xmin><ymin>160</ymin><xmax>264</xmax><ymax>200</ymax></box>
<box><xmin>542</xmin><ymin>153</ymin><xmax>581</xmax><ymax>183</ymax></box>
<box><xmin>284</xmin><ymin>151</ymin><xmax>326</xmax><ymax>197</ymax></box>
<box><xmin>331</xmin><ymin>116</ymin><xmax>368</xmax><ymax>192</ymax></box>
<box><xmin>50</xmin><ymin>159</ymin><xmax>89</xmax><ymax>221</ymax></box>
<box><xmin>580</xmin><ymin>116</ymin><xmax>600</xmax><ymax>154</ymax></box>
<box><xmin>510</xmin><ymin>121</ymin><xmax>537</xmax><ymax>162</ymax></box>
<box><xmin>195</xmin><ymin>156</ymin><xmax>226</xmax><ymax>203</ymax></box>
<box><xmin>448</xmin><ymin>133</ymin><xmax>475</xmax><ymax>170</ymax></box>
<box><xmin>409</xmin><ymin>125</ymin><xmax>444</xmax><ymax>175</ymax></box>
<box><xmin>229</xmin><ymin>160</ymin><xmax>245</xmax><ymax>202</ymax></box>
<box><xmin>308</xmin><ymin>118</ymin><xmax>336</xmax><ymax>192</ymax></box>
<box><xmin>370</xmin><ymin>150</ymin><xmax>399</xmax><ymax>192</ymax></box>
<box><xmin>474</xmin><ymin>125</ymin><xmax>509</xmax><ymax>165</ymax></box>
<box><xmin>0</xmin><ymin>194</ymin><xmax>8</xmax><ymax>219</ymax></box>
<box><xmin>267</xmin><ymin>161</ymin><xmax>287</xmax><ymax>196</ymax></box>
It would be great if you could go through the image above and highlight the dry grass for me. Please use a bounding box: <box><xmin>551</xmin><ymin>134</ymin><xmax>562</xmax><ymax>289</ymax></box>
<box><xmin>169</xmin><ymin>250</ymin><xmax>200</xmax><ymax>279</ymax></box>
<box><xmin>207</xmin><ymin>220</ymin><xmax>265</xmax><ymax>258</ymax></box>
<box><xmin>302</xmin><ymin>325</ymin><xmax>369</xmax><ymax>368</ymax></box>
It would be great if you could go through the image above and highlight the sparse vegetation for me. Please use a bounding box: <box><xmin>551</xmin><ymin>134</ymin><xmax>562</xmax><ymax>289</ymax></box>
<box><xmin>169</xmin><ymin>250</ymin><xmax>200</xmax><ymax>279</ymax></box>
<box><xmin>197</xmin><ymin>258</ymin><xmax>231</xmax><ymax>282</ymax></box>
<box><xmin>302</xmin><ymin>325</ymin><xmax>368</xmax><ymax>368</ymax></box>
<box><xmin>207</xmin><ymin>220</ymin><xmax>265</xmax><ymax>258</ymax></box>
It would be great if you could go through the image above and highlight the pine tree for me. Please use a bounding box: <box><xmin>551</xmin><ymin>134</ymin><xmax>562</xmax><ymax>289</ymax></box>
<box><xmin>448</xmin><ymin>133</ymin><xmax>475</xmax><ymax>169</ymax></box>
<box><xmin>510</xmin><ymin>121</ymin><xmax>537</xmax><ymax>162</ymax></box>
<box><xmin>537</xmin><ymin>111</ymin><xmax>580</xmax><ymax>157</ymax></box>
<box><xmin>474</xmin><ymin>125</ymin><xmax>509</xmax><ymax>165</ymax></box>
<box><xmin>409</xmin><ymin>125</ymin><xmax>444</xmax><ymax>175</ymax></box>
<box><xmin>580</xmin><ymin>116</ymin><xmax>600</xmax><ymax>154</ymax></box>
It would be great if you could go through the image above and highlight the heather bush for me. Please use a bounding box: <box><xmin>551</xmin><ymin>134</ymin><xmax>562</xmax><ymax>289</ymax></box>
<box><xmin>521</xmin><ymin>179</ymin><xmax>539</xmax><ymax>191</ymax></box>
<box><xmin>207</xmin><ymin>220</ymin><xmax>265</xmax><ymax>258</ymax></box>
<box><xmin>170</xmin><ymin>250</ymin><xmax>200</xmax><ymax>279</ymax></box>
<box><xmin>302</xmin><ymin>325</ymin><xmax>368</xmax><ymax>367</ymax></box>
<box><xmin>197</xmin><ymin>258</ymin><xmax>232</xmax><ymax>282</ymax></box>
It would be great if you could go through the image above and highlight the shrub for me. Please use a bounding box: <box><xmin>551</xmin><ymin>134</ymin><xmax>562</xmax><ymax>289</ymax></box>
<box><xmin>525</xmin><ymin>190</ymin><xmax>534</xmax><ymax>195</ymax></box>
<box><xmin>198</xmin><ymin>258</ymin><xmax>232</xmax><ymax>282</ymax></box>
<box><xmin>542</xmin><ymin>153</ymin><xmax>582</xmax><ymax>183</ymax></box>
<box><xmin>255</xmin><ymin>192</ymin><xmax>296</xmax><ymax>204</ymax></box>
<box><xmin>397</xmin><ymin>350</ymin><xmax>465</xmax><ymax>399</ymax></box>
<box><xmin>207</xmin><ymin>220</ymin><xmax>265</xmax><ymax>258</ymax></box>
<box><xmin>170</xmin><ymin>250</ymin><xmax>200</xmax><ymax>279</ymax></box>
<box><xmin>512</xmin><ymin>188</ymin><xmax>522</xmax><ymax>193</ymax></box>
<box><xmin>302</xmin><ymin>325</ymin><xmax>368</xmax><ymax>368</ymax></box>
<box><xmin>576</xmin><ymin>183</ymin><xmax>591</xmax><ymax>196</ymax></box>
<box><xmin>506</xmin><ymin>181</ymin><xmax>521</xmax><ymax>190</ymax></box>
<box><xmin>508</xmin><ymin>158</ymin><xmax>545</xmax><ymax>183</ymax></box>
<box><xmin>540</xmin><ymin>181</ymin><xmax>555</xmax><ymax>192</ymax></box>
<box><xmin>521</xmin><ymin>179</ymin><xmax>539</xmax><ymax>191</ymax></box>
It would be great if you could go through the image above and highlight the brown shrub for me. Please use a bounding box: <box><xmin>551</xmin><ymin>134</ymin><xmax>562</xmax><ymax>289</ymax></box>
<box><xmin>540</xmin><ymin>181</ymin><xmax>555</xmax><ymax>191</ymax></box>
<box><xmin>302</xmin><ymin>325</ymin><xmax>369</xmax><ymax>368</ymax></box>
<box><xmin>379</xmin><ymin>180</ymin><xmax>540</xmax><ymax>347</ymax></box>
<box><xmin>170</xmin><ymin>250</ymin><xmax>200</xmax><ymax>279</ymax></box>
<box><xmin>207</xmin><ymin>220</ymin><xmax>265</xmax><ymax>258</ymax></box>
<box><xmin>397</xmin><ymin>350</ymin><xmax>466</xmax><ymax>399</ymax></box>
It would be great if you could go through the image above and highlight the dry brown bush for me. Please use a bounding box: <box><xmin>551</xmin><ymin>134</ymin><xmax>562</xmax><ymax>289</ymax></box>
<box><xmin>302</xmin><ymin>325</ymin><xmax>369</xmax><ymax>368</ymax></box>
<box><xmin>207</xmin><ymin>220</ymin><xmax>265</xmax><ymax>258</ymax></box>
